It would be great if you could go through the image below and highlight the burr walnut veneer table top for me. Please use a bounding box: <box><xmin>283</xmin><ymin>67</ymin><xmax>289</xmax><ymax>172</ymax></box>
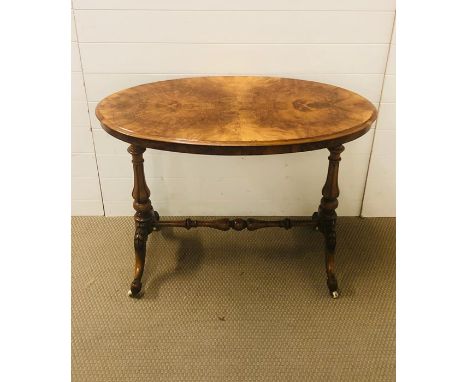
<box><xmin>96</xmin><ymin>76</ymin><xmax>377</xmax><ymax>155</ymax></box>
<box><xmin>95</xmin><ymin>76</ymin><xmax>377</xmax><ymax>299</ymax></box>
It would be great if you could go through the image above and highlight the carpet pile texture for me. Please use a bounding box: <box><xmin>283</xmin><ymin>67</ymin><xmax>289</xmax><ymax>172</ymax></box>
<box><xmin>72</xmin><ymin>216</ymin><xmax>395</xmax><ymax>381</ymax></box>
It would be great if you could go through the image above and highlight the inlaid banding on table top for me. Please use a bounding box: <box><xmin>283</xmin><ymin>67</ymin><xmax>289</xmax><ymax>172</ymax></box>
<box><xmin>96</xmin><ymin>76</ymin><xmax>377</xmax><ymax>154</ymax></box>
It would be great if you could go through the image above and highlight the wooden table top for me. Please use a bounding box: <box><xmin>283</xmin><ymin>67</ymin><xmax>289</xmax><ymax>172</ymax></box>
<box><xmin>96</xmin><ymin>76</ymin><xmax>377</xmax><ymax>155</ymax></box>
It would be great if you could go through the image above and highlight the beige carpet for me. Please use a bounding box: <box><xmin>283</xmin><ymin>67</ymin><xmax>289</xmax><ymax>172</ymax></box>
<box><xmin>72</xmin><ymin>216</ymin><xmax>395</xmax><ymax>382</ymax></box>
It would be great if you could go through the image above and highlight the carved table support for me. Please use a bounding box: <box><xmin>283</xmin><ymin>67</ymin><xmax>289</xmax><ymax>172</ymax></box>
<box><xmin>316</xmin><ymin>145</ymin><xmax>345</xmax><ymax>299</ymax></box>
<box><xmin>125</xmin><ymin>143</ymin><xmax>345</xmax><ymax>299</ymax></box>
<box><xmin>128</xmin><ymin>144</ymin><xmax>159</xmax><ymax>297</ymax></box>
<box><xmin>154</xmin><ymin>217</ymin><xmax>318</xmax><ymax>231</ymax></box>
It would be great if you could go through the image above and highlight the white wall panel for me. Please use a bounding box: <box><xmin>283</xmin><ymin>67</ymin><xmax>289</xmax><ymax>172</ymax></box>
<box><xmin>79</xmin><ymin>43</ymin><xmax>389</xmax><ymax>74</ymax></box>
<box><xmin>71</xmin><ymin>72</ymin><xmax>86</xmax><ymax>102</ymax></box>
<box><xmin>72</xmin><ymin>153</ymin><xmax>99</xmax><ymax>178</ymax></box>
<box><xmin>386</xmin><ymin>43</ymin><xmax>396</xmax><ymax>75</ymax></box>
<box><xmin>361</xmin><ymin>28</ymin><xmax>396</xmax><ymax>217</ymax></box>
<box><xmin>72</xmin><ymin>200</ymin><xmax>104</xmax><ymax>216</ymax></box>
<box><xmin>71</xmin><ymin>101</ymin><xmax>90</xmax><ymax>126</ymax></box>
<box><xmin>73</xmin><ymin>0</ymin><xmax>396</xmax><ymax>11</ymax></box>
<box><xmin>72</xmin><ymin>125</ymin><xmax>94</xmax><ymax>153</ymax></box>
<box><xmin>71</xmin><ymin>13</ymin><xmax>77</xmax><ymax>42</ymax></box>
<box><xmin>370</xmin><ymin>129</ymin><xmax>395</xmax><ymax>157</ymax></box>
<box><xmin>93</xmin><ymin>129</ymin><xmax>129</xmax><ymax>155</ymax></box>
<box><xmin>72</xmin><ymin>176</ymin><xmax>102</xmax><ymax>200</ymax></box>
<box><xmin>103</xmin><ymin>196</ymin><xmax>365</xmax><ymax>217</ymax></box>
<box><xmin>375</xmin><ymin>103</ymin><xmax>395</xmax><ymax>131</ymax></box>
<box><xmin>97</xmin><ymin>149</ymin><xmax>371</xmax><ymax>216</ymax></box>
<box><xmin>104</xmin><ymin>192</ymin><xmax>365</xmax><ymax>217</ymax></box>
<box><xmin>71</xmin><ymin>11</ymin><xmax>104</xmax><ymax>215</ymax></box>
<box><xmin>381</xmin><ymin>74</ymin><xmax>395</xmax><ymax>102</ymax></box>
<box><xmin>75</xmin><ymin>11</ymin><xmax>393</xmax><ymax>44</ymax></box>
<box><xmin>88</xmin><ymin>102</ymin><xmax>100</xmax><ymax>129</ymax></box>
<box><xmin>71</xmin><ymin>42</ymin><xmax>81</xmax><ymax>72</ymax></box>
<box><xmin>361</xmin><ymin>131</ymin><xmax>395</xmax><ymax>217</ymax></box>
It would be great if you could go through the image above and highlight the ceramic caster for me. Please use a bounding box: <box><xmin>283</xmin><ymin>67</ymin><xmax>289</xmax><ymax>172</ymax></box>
<box><xmin>128</xmin><ymin>279</ymin><xmax>142</xmax><ymax>297</ymax></box>
<box><xmin>128</xmin><ymin>289</ymin><xmax>143</xmax><ymax>298</ymax></box>
<box><xmin>327</xmin><ymin>276</ymin><xmax>339</xmax><ymax>299</ymax></box>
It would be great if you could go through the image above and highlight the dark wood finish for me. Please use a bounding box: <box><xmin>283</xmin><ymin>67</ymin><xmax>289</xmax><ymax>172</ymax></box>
<box><xmin>128</xmin><ymin>145</ymin><xmax>159</xmax><ymax>297</ymax></box>
<box><xmin>154</xmin><ymin>217</ymin><xmax>318</xmax><ymax>231</ymax></box>
<box><xmin>96</xmin><ymin>76</ymin><xmax>377</xmax><ymax>155</ymax></box>
<box><xmin>316</xmin><ymin>145</ymin><xmax>345</xmax><ymax>298</ymax></box>
<box><xmin>95</xmin><ymin>77</ymin><xmax>376</xmax><ymax>298</ymax></box>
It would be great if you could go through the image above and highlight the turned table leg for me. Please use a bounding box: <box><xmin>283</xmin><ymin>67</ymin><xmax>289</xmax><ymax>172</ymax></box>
<box><xmin>128</xmin><ymin>145</ymin><xmax>159</xmax><ymax>297</ymax></box>
<box><xmin>316</xmin><ymin>145</ymin><xmax>345</xmax><ymax>299</ymax></box>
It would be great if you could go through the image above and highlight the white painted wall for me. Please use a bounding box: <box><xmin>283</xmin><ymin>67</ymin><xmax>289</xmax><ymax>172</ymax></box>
<box><xmin>362</xmin><ymin>26</ymin><xmax>396</xmax><ymax>217</ymax></box>
<box><xmin>71</xmin><ymin>1</ymin><xmax>396</xmax><ymax>217</ymax></box>
<box><xmin>71</xmin><ymin>11</ymin><xmax>103</xmax><ymax>215</ymax></box>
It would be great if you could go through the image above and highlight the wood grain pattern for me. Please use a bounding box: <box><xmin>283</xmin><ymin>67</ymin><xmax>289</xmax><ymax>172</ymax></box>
<box><xmin>128</xmin><ymin>145</ymin><xmax>158</xmax><ymax>297</ymax></box>
<box><xmin>96</xmin><ymin>76</ymin><xmax>377</xmax><ymax>155</ymax></box>
<box><xmin>154</xmin><ymin>217</ymin><xmax>318</xmax><ymax>231</ymax></box>
<box><xmin>317</xmin><ymin>145</ymin><xmax>345</xmax><ymax>298</ymax></box>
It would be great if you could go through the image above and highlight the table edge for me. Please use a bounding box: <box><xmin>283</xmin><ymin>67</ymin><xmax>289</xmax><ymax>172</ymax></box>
<box><xmin>95</xmin><ymin>76</ymin><xmax>378</xmax><ymax>155</ymax></box>
<box><xmin>100</xmin><ymin>121</ymin><xmax>373</xmax><ymax>155</ymax></box>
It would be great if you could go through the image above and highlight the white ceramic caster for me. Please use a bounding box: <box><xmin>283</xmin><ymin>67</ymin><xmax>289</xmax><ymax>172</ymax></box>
<box><xmin>331</xmin><ymin>291</ymin><xmax>339</xmax><ymax>299</ymax></box>
<box><xmin>128</xmin><ymin>289</ymin><xmax>143</xmax><ymax>298</ymax></box>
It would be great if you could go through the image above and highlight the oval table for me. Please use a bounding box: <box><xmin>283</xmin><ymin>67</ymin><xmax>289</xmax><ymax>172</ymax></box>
<box><xmin>96</xmin><ymin>76</ymin><xmax>377</xmax><ymax>299</ymax></box>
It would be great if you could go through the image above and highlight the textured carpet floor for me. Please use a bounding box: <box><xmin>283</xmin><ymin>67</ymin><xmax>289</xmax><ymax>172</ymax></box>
<box><xmin>72</xmin><ymin>216</ymin><xmax>395</xmax><ymax>382</ymax></box>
